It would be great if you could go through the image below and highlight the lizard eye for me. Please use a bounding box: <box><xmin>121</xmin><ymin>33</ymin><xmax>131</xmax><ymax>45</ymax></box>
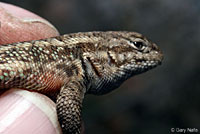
<box><xmin>134</xmin><ymin>42</ymin><xmax>144</xmax><ymax>49</ymax></box>
<box><xmin>129</xmin><ymin>41</ymin><xmax>146</xmax><ymax>51</ymax></box>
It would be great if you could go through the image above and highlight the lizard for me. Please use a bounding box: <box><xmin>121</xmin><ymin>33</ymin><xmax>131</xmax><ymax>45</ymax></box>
<box><xmin>0</xmin><ymin>31</ymin><xmax>163</xmax><ymax>134</ymax></box>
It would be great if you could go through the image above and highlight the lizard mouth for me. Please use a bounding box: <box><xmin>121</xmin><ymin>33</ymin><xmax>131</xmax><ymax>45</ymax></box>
<box><xmin>142</xmin><ymin>50</ymin><xmax>163</xmax><ymax>66</ymax></box>
<box><xmin>124</xmin><ymin>51</ymin><xmax>163</xmax><ymax>75</ymax></box>
<box><xmin>134</xmin><ymin>60</ymin><xmax>160</xmax><ymax>71</ymax></box>
<box><xmin>133</xmin><ymin>49</ymin><xmax>163</xmax><ymax>68</ymax></box>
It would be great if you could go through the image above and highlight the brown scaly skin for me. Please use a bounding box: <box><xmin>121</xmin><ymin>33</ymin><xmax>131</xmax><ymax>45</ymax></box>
<box><xmin>0</xmin><ymin>31</ymin><xmax>163</xmax><ymax>133</ymax></box>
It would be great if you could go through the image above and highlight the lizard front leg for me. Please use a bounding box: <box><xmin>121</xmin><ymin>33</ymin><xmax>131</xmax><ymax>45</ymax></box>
<box><xmin>56</xmin><ymin>80</ymin><xmax>85</xmax><ymax>134</ymax></box>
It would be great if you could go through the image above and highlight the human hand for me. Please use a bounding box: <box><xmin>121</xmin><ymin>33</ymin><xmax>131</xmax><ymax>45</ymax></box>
<box><xmin>0</xmin><ymin>2</ymin><xmax>62</xmax><ymax>134</ymax></box>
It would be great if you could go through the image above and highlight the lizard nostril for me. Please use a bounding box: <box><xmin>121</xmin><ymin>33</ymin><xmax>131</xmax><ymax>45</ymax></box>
<box><xmin>152</xmin><ymin>43</ymin><xmax>159</xmax><ymax>50</ymax></box>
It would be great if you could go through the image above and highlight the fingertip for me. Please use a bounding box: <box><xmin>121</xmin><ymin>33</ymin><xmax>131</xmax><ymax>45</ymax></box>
<box><xmin>0</xmin><ymin>89</ymin><xmax>62</xmax><ymax>134</ymax></box>
<box><xmin>0</xmin><ymin>2</ymin><xmax>59</xmax><ymax>45</ymax></box>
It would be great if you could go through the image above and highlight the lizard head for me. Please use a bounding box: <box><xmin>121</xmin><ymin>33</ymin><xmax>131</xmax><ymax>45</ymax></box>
<box><xmin>85</xmin><ymin>31</ymin><xmax>163</xmax><ymax>95</ymax></box>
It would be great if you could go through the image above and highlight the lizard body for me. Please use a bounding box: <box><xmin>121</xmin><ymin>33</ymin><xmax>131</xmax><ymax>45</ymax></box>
<box><xmin>0</xmin><ymin>31</ymin><xmax>163</xmax><ymax>134</ymax></box>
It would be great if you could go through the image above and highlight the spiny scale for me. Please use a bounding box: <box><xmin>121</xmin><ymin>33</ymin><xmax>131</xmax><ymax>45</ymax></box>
<box><xmin>0</xmin><ymin>31</ymin><xmax>163</xmax><ymax>134</ymax></box>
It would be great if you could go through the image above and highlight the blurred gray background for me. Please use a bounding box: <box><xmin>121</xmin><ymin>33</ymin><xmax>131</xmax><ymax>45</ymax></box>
<box><xmin>1</xmin><ymin>0</ymin><xmax>200</xmax><ymax>134</ymax></box>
